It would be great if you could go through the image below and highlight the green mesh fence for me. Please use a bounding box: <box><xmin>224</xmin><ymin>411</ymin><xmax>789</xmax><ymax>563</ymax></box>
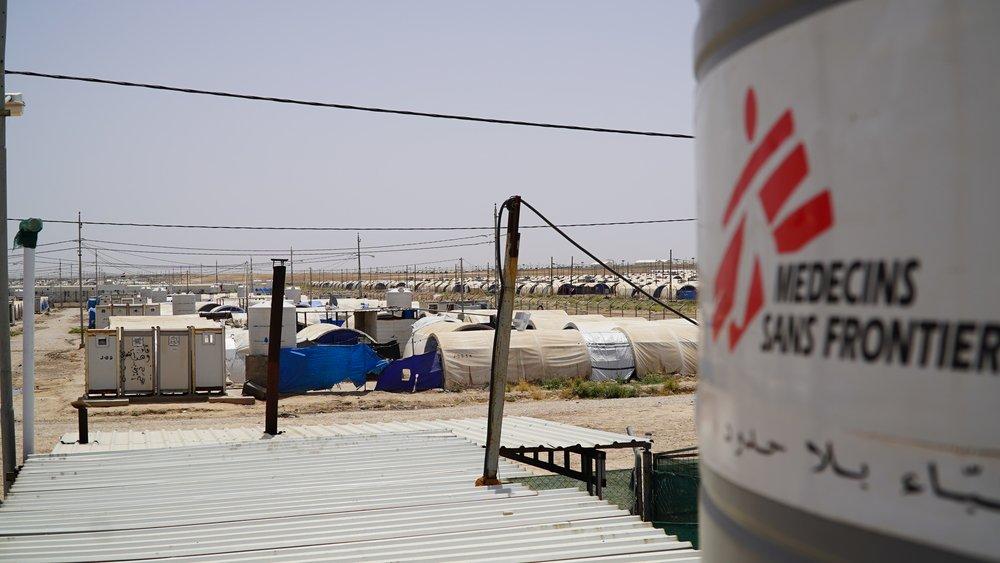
<box><xmin>509</xmin><ymin>468</ymin><xmax>637</xmax><ymax>514</ymax></box>
<box><xmin>651</xmin><ymin>454</ymin><xmax>700</xmax><ymax>548</ymax></box>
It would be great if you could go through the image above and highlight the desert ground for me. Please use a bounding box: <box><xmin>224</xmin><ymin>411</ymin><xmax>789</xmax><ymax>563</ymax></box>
<box><xmin>2</xmin><ymin>306</ymin><xmax>696</xmax><ymax>471</ymax></box>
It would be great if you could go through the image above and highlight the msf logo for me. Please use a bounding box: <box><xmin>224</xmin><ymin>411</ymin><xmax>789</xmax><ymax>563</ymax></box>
<box><xmin>712</xmin><ymin>88</ymin><xmax>834</xmax><ymax>351</ymax></box>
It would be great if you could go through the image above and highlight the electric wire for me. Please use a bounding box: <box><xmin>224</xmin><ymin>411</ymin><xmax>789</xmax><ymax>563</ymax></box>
<box><xmin>499</xmin><ymin>196</ymin><xmax>698</xmax><ymax>326</ymax></box>
<box><xmin>7</xmin><ymin>217</ymin><xmax>696</xmax><ymax>231</ymax></box>
<box><xmin>7</xmin><ymin>70</ymin><xmax>695</xmax><ymax>139</ymax></box>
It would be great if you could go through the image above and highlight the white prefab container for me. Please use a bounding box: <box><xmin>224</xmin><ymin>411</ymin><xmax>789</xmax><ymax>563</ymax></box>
<box><xmin>192</xmin><ymin>328</ymin><xmax>226</xmax><ymax>391</ymax></box>
<box><xmin>85</xmin><ymin>329</ymin><xmax>119</xmax><ymax>395</ymax></box>
<box><xmin>128</xmin><ymin>304</ymin><xmax>144</xmax><ymax>316</ymax></box>
<box><xmin>156</xmin><ymin>328</ymin><xmax>191</xmax><ymax>394</ymax></box>
<box><xmin>120</xmin><ymin>329</ymin><xmax>154</xmax><ymax>395</ymax></box>
<box><xmin>170</xmin><ymin>293</ymin><xmax>197</xmax><ymax>315</ymax></box>
<box><xmin>143</xmin><ymin>303</ymin><xmax>160</xmax><ymax>316</ymax></box>
<box><xmin>150</xmin><ymin>289</ymin><xmax>167</xmax><ymax>303</ymax></box>
<box><xmin>695</xmin><ymin>1</ymin><xmax>1000</xmax><ymax>561</ymax></box>
<box><xmin>386</xmin><ymin>288</ymin><xmax>413</xmax><ymax>309</ymax></box>
<box><xmin>247</xmin><ymin>302</ymin><xmax>296</xmax><ymax>355</ymax></box>
<box><xmin>94</xmin><ymin>305</ymin><xmax>112</xmax><ymax>329</ymax></box>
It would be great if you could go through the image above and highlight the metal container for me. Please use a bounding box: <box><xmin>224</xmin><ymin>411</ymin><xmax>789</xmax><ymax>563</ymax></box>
<box><xmin>156</xmin><ymin>328</ymin><xmax>191</xmax><ymax>394</ymax></box>
<box><xmin>695</xmin><ymin>1</ymin><xmax>999</xmax><ymax>561</ymax></box>
<box><xmin>127</xmin><ymin>304</ymin><xmax>144</xmax><ymax>316</ymax></box>
<box><xmin>94</xmin><ymin>305</ymin><xmax>112</xmax><ymax>329</ymax></box>
<box><xmin>192</xmin><ymin>327</ymin><xmax>225</xmax><ymax>392</ymax></box>
<box><xmin>143</xmin><ymin>303</ymin><xmax>160</xmax><ymax>316</ymax></box>
<box><xmin>84</xmin><ymin>329</ymin><xmax>119</xmax><ymax>396</ymax></box>
<box><xmin>120</xmin><ymin>329</ymin><xmax>155</xmax><ymax>395</ymax></box>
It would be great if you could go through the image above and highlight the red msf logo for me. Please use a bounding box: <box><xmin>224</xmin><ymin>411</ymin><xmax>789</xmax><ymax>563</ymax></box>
<box><xmin>712</xmin><ymin>88</ymin><xmax>834</xmax><ymax>350</ymax></box>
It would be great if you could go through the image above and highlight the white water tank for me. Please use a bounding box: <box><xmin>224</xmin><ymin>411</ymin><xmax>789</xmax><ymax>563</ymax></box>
<box><xmin>248</xmin><ymin>302</ymin><xmax>296</xmax><ymax>355</ymax></box>
<box><xmin>120</xmin><ymin>329</ymin><xmax>154</xmax><ymax>395</ymax></box>
<box><xmin>170</xmin><ymin>293</ymin><xmax>197</xmax><ymax>315</ymax></box>
<box><xmin>285</xmin><ymin>287</ymin><xmax>302</xmax><ymax>303</ymax></box>
<box><xmin>156</xmin><ymin>328</ymin><xmax>191</xmax><ymax>394</ymax></box>
<box><xmin>85</xmin><ymin>329</ymin><xmax>119</xmax><ymax>395</ymax></box>
<box><xmin>386</xmin><ymin>288</ymin><xmax>413</xmax><ymax>309</ymax></box>
<box><xmin>193</xmin><ymin>328</ymin><xmax>226</xmax><ymax>390</ymax></box>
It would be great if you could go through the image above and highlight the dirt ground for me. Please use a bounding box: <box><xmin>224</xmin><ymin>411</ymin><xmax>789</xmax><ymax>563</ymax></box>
<box><xmin>2</xmin><ymin>307</ymin><xmax>696</xmax><ymax>471</ymax></box>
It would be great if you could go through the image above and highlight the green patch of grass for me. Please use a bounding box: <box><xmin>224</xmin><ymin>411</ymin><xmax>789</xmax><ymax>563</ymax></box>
<box><xmin>69</xmin><ymin>326</ymin><xmax>85</xmax><ymax>334</ymax></box>
<box><xmin>9</xmin><ymin>328</ymin><xmax>21</xmax><ymax>337</ymax></box>
<box><xmin>563</xmin><ymin>379</ymin><xmax>640</xmax><ymax>399</ymax></box>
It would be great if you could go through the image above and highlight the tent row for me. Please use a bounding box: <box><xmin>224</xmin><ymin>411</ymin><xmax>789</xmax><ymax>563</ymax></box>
<box><xmin>309</xmin><ymin>279</ymin><xmax>698</xmax><ymax>300</ymax></box>
<box><xmin>406</xmin><ymin>311</ymin><xmax>698</xmax><ymax>390</ymax></box>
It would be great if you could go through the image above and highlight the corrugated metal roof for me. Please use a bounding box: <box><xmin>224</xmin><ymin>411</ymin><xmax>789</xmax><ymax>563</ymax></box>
<box><xmin>54</xmin><ymin>416</ymin><xmax>649</xmax><ymax>454</ymax></box>
<box><xmin>2</xmin><ymin>431</ymin><xmax>697</xmax><ymax>561</ymax></box>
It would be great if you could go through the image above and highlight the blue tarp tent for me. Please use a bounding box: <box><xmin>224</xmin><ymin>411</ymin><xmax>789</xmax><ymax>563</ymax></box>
<box><xmin>375</xmin><ymin>351</ymin><xmax>444</xmax><ymax>392</ymax></box>
<box><xmin>279</xmin><ymin>344</ymin><xmax>389</xmax><ymax>392</ymax></box>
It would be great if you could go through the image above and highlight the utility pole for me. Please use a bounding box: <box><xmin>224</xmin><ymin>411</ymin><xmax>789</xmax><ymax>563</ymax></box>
<box><xmin>570</xmin><ymin>256</ymin><xmax>574</xmax><ymax>287</ymax></box>
<box><xmin>186</xmin><ymin>267</ymin><xmax>190</xmax><ymax>292</ymax></box>
<box><xmin>356</xmin><ymin>234</ymin><xmax>362</xmax><ymax>299</ymax></box>
<box><xmin>459</xmin><ymin>258</ymin><xmax>465</xmax><ymax>313</ymax></box>
<box><xmin>94</xmin><ymin>251</ymin><xmax>98</xmax><ymax>297</ymax></box>
<box><xmin>479</xmin><ymin>196</ymin><xmax>521</xmax><ymax>486</ymax></box>
<box><xmin>0</xmin><ymin>0</ymin><xmax>17</xmax><ymax>491</ymax></box>
<box><xmin>550</xmin><ymin>256</ymin><xmax>554</xmax><ymax>293</ymax></box>
<box><xmin>77</xmin><ymin>213</ymin><xmax>84</xmax><ymax>346</ymax></box>
<box><xmin>215</xmin><ymin>260</ymin><xmax>218</xmax><ymax>285</ymax></box>
<box><xmin>669</xmin><ymin>249</ymin><xmax>673</xmax><ymax>301</ymax></box>
<box><xmin>289</xmin><ymin>246</ymin><xmax>294</xmax><ymax>287</ymax></box>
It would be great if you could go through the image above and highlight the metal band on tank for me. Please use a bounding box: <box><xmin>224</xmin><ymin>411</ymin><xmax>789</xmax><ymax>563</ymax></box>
<box><xmin>701</xmin><ymin>467</ymin><xmax>982</xmax><ymax>562</ymax></box>
<box><xmin>694</xmin><ymin>0</ymin><xmax>849</xmax><ymax>80</ymax></box>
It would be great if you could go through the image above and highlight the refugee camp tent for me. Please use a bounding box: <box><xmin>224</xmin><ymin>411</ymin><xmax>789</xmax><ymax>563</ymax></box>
<box><xmin>563</xmin><ymin>317</ymin><xmax>649</xmax><ymax>332</ymax></box>
<box><xmin>374</xmin><ymin>351</ymin><xmax>444</xmax><ymax>392</ymax></box>
<box><xmin>296</xmin><ymin>324</ymin><xmax>375</xmax><ymax>347</ymax></box>
<box><xmin>613</xmin><ymin>321</ymin><xmax>698</xmax><ymax>376</ymax></box>
<box><xmin>279</xmin><ymin>344</ymin><xmax>388</xmax><ymax>392</ymax></box>
<box><xmin>403</xmin><ymin>315</ymin><xmax>467</xmax><ymax>357</ymax></box>
<box><xmin>519</xmin><ymin>309</ymin><xmax>571</xmax><ymax>330</ymax></box>
<box><xmin>427</xmin><ymin>329</ymin><xmax>590</xmax><ymax>390</ymax></box>
<box><xmin>577</xmin><ymin>330</ymin><xmax>636</xmax><ymax>381</ymax></box>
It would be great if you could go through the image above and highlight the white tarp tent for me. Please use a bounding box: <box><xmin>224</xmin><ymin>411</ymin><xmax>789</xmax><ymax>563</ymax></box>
<box><xmin>613</xmin><ymin>320</ymin><xmax>698</xmax><ymax>376</ymax></box>
<box><xmin>427</xmin><ymin>329</ymin><xmax>591</xmax><ymax>390</ymax></box>
<box><xmin>578</xmin><ymin>330</ymin><xmax>636</xmax><ymax>381</ymax></box>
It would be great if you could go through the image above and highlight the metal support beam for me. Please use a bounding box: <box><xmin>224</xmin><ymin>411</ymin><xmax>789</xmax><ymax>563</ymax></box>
<box><xmin>265</xmin><ymin>259</ymin><xmax>287</xmax><ymax>436</ymax></box>
<box><xmin>0</xmin><ymin>0</ymin><xmax>15</xmax><ymax>494</ymax></box>
<box><xmin>478</xmin><ymin>196</ymin><xmax>521</xmax><ymax>486</ymax></box>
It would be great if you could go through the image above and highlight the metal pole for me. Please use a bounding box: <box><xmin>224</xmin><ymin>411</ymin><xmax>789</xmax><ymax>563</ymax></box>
<box><xmin>289</xmin><ymin>247</ymin><xmax>294</xmax><ymax>287</ymax></box>
<box><xmin>459</xmin><ymin>258</ymin><xmax>465</xmax><ymax>313</ymax></box>
<box><xmin>77</xmin><ymin>212</ymin><xmax>84</xmax><ymax>348</ymax></box>
<box><xmin>356</xmin><ymin>234</ymin><xmax>362</xmax><ymax>299</ymax></box>
<box><xmin>478</xmin><ymin>196</ymin><xmax>521</xmax><ymax>486</ymax></box>
<box><xmin>215</xmin><ymin>260</ymin><xmax>218</xmax><ymax>285</ymax></box>
<box><xmin>669</xmin><ymin>249</ymin><xmax>673</xmax><ymax>301</ymax></box>
<box><xmin>0</xmin><ymin>3</ymin><xmax>11</xmax><ymax>482</ymax></box>
<box><xmin>570</xmin><ymin>256</ymin><xmax>574</xmax><ymax>288</ymax></box>
<box><xmin>264</xmin><ymin>259</ymin><xmax>287</xmax><ymax>436</ymax></box>
<box><xmin>549</xmin><ymin>256</ymin><xmax>554</xmax><ymax>293</ymax></box>
<box><xmin>22</xmin><ymin>243</ymin><xmax>35</xmax><ymax>457</ymax></box>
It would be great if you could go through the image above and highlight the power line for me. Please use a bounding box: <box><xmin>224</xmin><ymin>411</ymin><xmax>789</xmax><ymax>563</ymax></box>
<box><xmin>80</xmin><ymin>233</ymin><xmax>490</xmax><ymax>254</ymax></box>
<box><xmin>8</xmin><ymin>217</ymin><xmax>696</xmax><ymax>231</ymax></box>
<box><xmin>7</xmin><ymin>70</ymin><xmax>695</xmax><ymax>139</ymax></box>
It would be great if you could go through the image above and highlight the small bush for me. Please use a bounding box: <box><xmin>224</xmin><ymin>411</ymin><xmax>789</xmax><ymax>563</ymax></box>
<box><xmin>69</xmin><ymin>327</ymin><xmax>85</xmax><ymax>334</ymax></box>
<box><xmin>567</xmin><ymin>380</ymin><xmax>640</xmax><ymax>399</ymax></box>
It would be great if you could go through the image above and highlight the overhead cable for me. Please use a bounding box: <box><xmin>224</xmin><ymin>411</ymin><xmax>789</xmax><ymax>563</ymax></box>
<box><xmin>7</xmin><ymin>70</ymin><xmax>694</xmax><ymax>139</ymax></box>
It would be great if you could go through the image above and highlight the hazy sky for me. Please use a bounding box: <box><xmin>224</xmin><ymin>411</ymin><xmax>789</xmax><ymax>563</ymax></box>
<box><xmin>6</xmin><ymin>1</ymin><xmax>698</xmax><ymax>278</ymax></box>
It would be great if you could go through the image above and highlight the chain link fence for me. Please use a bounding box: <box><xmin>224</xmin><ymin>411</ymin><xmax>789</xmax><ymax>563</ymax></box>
<box><xmin>651</xmin><ymin>454</ymin><xmax>700</xmax><ymax>548</ymax></box>
<box><xmin>510</xmin><ymin>468</ymin><xmax>638</xmax><ymax>513</ymax></box>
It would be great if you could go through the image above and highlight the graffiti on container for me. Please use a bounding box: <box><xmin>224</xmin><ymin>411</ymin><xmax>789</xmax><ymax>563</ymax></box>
<box><xmin>121</xmin><ymin>339</ymin><xmax>152</xmax><ymax>386</ymax></box>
